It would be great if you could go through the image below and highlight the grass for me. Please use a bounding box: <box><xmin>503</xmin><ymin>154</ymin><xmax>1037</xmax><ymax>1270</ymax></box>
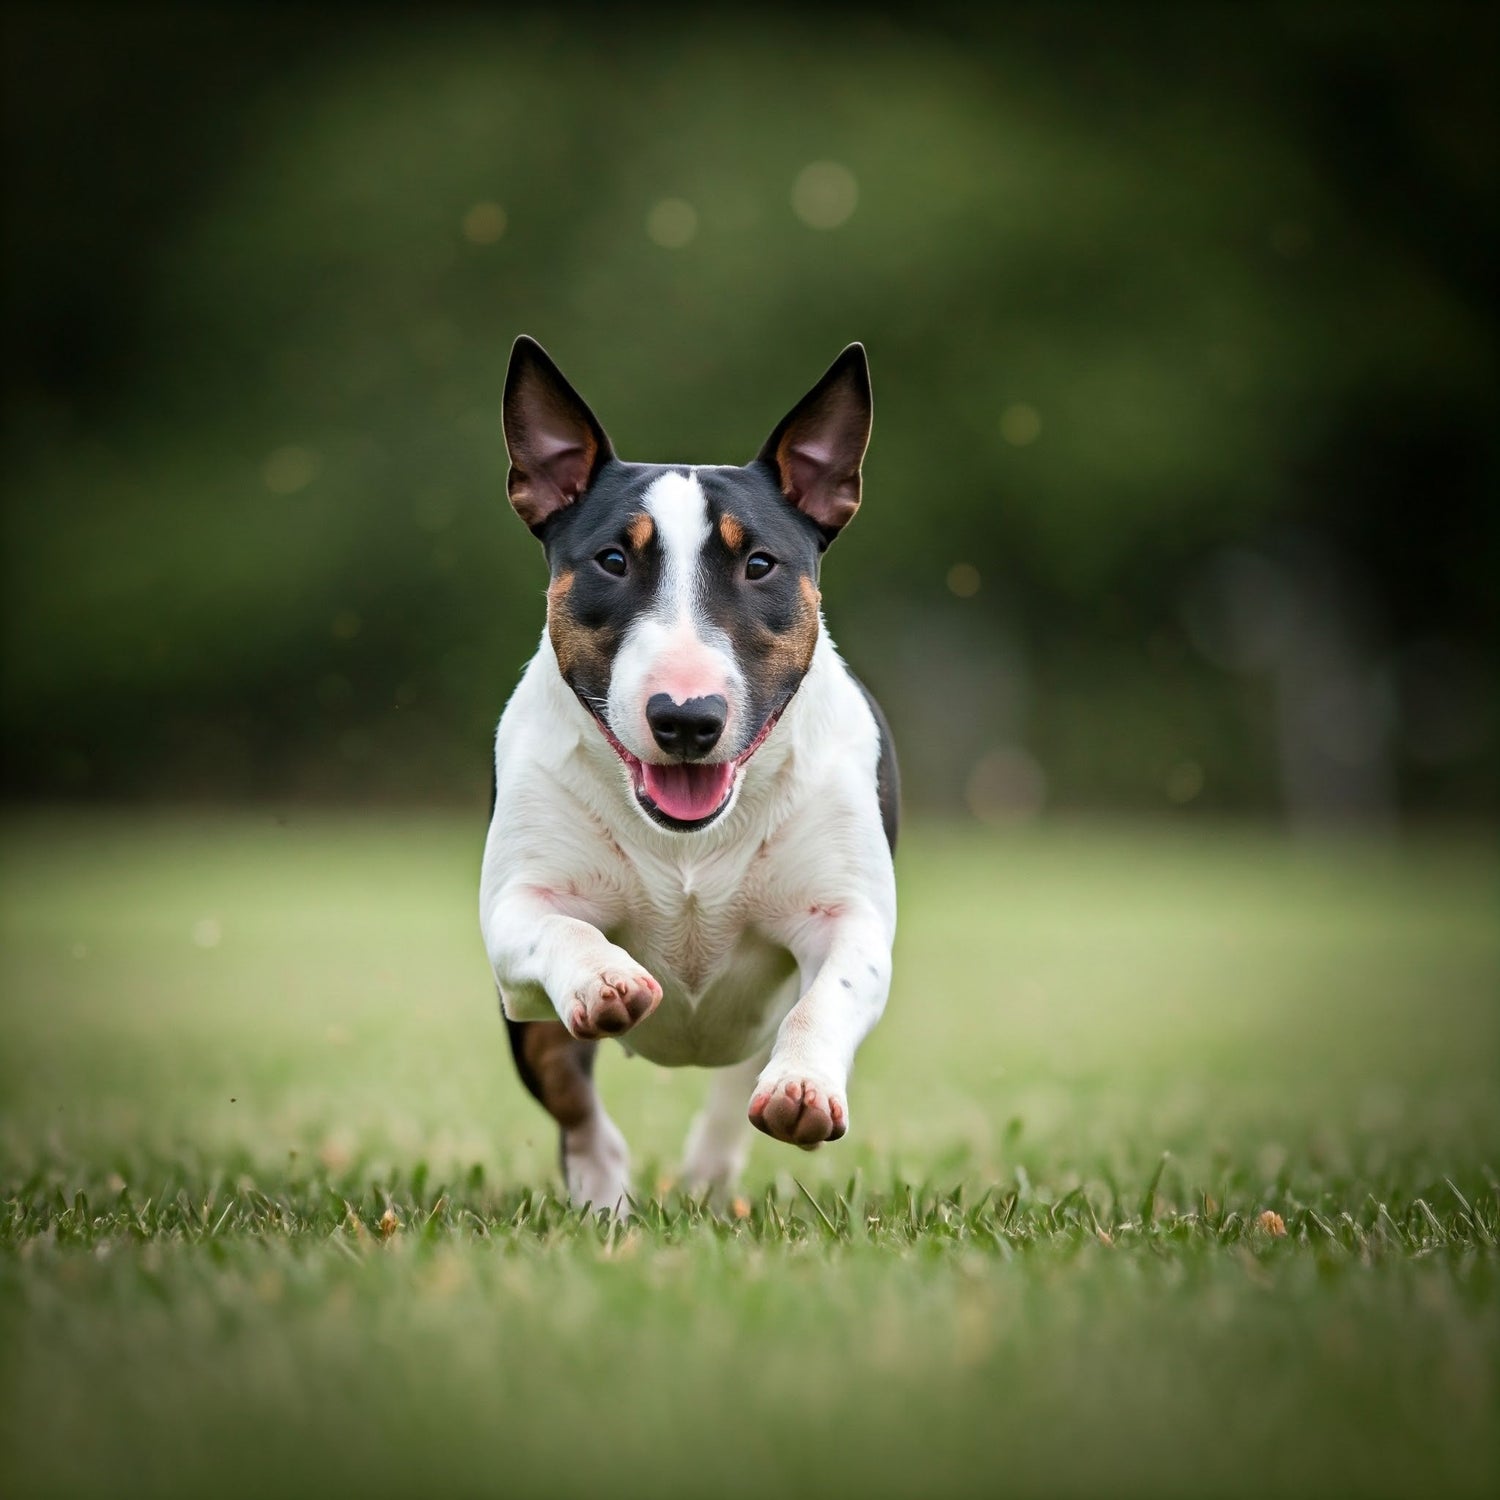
<box><xmin>1</xmin><ymin>809</ymin><xmax>1497</xmax><ymax>1498</ymax></box>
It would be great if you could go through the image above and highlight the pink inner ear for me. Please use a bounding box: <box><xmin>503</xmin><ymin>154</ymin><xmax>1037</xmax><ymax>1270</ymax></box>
<box><xmin>534</xmin><ymin>431</ymin><xmax>585</xmax><ymax>462</ymax></box>
<box><xmin>547</xmin><ymin>452</ymin><xmax>591</xmax><ymax>503</ymax></box>
<box><xmin>783</xmin><ymin>439</ymin><xmax>861</xmax><ymax>529</ymax></box>
<box><xmin>504</xmin><ymin>338</ymin><xmax>614</xmax><ymax>528</ymax></box>
<box><xmin>791</xmin><ymin>436</ymin><xmax>837</xmax><ymax>466</ymax></box>
<box><xmin>534</xmin><ymin>434</ymin><xmax>594</xmax><ymax>501</ymax></box>
<box><xmin>509</xmin><ymin>429</ymin><xmax>597</xmax><ymax>528</ymax></box>
<box><xmin>785</xmin><ymin>443</ymin><xmax>833</xmax><ymax>497</ymax></box>
<box><xmin>759</xmin><ymin>346</ymin><xmax>870</xmax><ymax>535</ymax></box>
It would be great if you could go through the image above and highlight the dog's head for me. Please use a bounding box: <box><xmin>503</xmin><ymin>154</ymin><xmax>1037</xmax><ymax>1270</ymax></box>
<box><xmin>502</xmin><ymin>337</ymin><xmax>872</xmax><ymax>833</ymax></box>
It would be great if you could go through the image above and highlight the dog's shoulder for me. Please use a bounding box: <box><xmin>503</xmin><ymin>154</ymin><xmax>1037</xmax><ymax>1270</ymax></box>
<box><xmin>791</xmin><ymin>645</ymin><xmax>899</xmax><ymax>852</ymax></box>
<box><xmin>843</xmin><ymin>669</ymin><xmax>899</xmax><ymax>854</ymax></box>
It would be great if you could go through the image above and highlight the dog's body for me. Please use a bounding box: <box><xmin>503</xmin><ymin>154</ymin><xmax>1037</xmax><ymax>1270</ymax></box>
<box><xmin>479</xmin><ymin>339</ymin><xmax>897</xmax><ymax>1210</ymax></box>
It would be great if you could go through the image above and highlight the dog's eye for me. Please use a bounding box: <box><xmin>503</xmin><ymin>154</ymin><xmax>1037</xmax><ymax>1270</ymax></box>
<box><xmin>745</xmin><ymin>552</ymin><xmax>777</xmax><ymax>581</ymax></box>
<box><xmin>595</xmin><ymin>548</ymin><xmax>628</xmax><ymax>577</ymax></box>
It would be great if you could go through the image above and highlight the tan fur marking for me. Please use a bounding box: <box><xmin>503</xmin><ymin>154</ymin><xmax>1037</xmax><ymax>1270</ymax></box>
<box><xmin>718</xmin><ymin>513</ymin><xmax>745</xmax><ymax>551</ymax></box>
<box><xmin>519</xmin><ymin>1021</ymin><xmax>596</xmax><ymax>1129</ymax></box>
<box><xmin>626</xmin><ymin>513</ymin><xmax>654</xmax><ymax>550</ymax></box>
<box><xmin>546</xmin><ymin>567</ymin><xmax>609</xmax><ymax>682</ymax></box>
<box><xmin>755</xmin><ymin>572</ymin><xmax>821</xmax><ymax>687</ymax></box>
<box><xmin>788</xmin><ymin>574</ymin><xmax>821</xmax><ymax>673</ymax></box>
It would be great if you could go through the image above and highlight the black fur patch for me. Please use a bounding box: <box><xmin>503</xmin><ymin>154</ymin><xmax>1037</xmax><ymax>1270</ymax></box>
<box><xmin>850</xmin><ymin>672</ymin><xmax>900</xmax><ymax>853</ymax></box>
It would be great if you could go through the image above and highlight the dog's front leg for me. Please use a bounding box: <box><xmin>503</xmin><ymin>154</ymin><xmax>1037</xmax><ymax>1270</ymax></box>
<box><xmin>750</xmin><ymin>900</ymin><xmax>893</xmax><ymax>1148</ymax></box>
<box><xmin>483</xmin><ymin>881</ymin><xmax>661</xmax><ymax>1041</ymax></box>
<box><xmin>682</xmin><ymin>1050</ymin><xmax>770</xmax><ymax>1199</ymax></box>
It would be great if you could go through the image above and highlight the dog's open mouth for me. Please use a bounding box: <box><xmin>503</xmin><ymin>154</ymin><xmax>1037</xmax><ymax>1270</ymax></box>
<box><xmin>635</xmin><ymin>761</ymin><xmax>737</xmax><ymax>825</ymax></box>
<box><xmin>582</xmin><ymin>702</ymin><xmax>787</xmax><ymax>830</ymax></box>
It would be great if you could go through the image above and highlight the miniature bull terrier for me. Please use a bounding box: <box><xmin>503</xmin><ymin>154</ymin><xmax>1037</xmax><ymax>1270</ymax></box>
<box><xmin>480</xmin><ymin>337</ymin><xmax>897</xmax><ymax>1211</ymax></box>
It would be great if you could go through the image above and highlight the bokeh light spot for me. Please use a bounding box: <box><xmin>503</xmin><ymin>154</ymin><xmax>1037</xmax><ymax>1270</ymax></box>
<box><xmin>1000</xmin><ymin>404</ymin><xmax>1041</xmax><ymax>447</ymax></box>
<box><xmin>966</xmin><ymin>747</ymin><xmax>1047</xmax><ymax>825</ymax></box>
<box><xmin>262</xmin><ymin>445</ymin><xmax>320</xmax><ymax>495</ymax></box>
<box><xmin>1165</xmin><ymin>759</ymin><xmax>1205</xmax><ymax>803</ymax></box>
<box><xmin>791</xmin><ymin>161</ymin><xmax>858</xmax><ymax>229</ymax></box>
<box><xmin>947</xmin><ymin>563</ymin><xmax>981</xmax><ymax>597</ymax></box>
<box><xmin>462</xmin><ymin>201</ymin><xmax>507</xmax><ymax>244</ymax></box>
<box><xmin>646</xmin><ymin>198</ymin><xmax>698</xmax><ymax>248</ymax></box>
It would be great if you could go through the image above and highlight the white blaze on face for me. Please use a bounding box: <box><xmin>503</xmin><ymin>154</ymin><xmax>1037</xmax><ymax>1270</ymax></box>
<box><xmin>606</xmin><ymin>469</ymin><xmax>744</xmax><ymax>762</ymax></box>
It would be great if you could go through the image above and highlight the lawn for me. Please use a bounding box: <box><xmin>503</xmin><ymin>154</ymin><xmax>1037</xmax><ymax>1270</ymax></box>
<box><xmin>2</xmin><ymin>809</ymin><xmax>1496</xmax><ymax>1498</ymax></box>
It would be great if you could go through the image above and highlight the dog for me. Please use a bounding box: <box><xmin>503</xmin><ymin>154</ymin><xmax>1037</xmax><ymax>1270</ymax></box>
<box><xmin>479</xmin><ymin>337</ymin><xmax>898</xmax><ymax>1212</ymax></box>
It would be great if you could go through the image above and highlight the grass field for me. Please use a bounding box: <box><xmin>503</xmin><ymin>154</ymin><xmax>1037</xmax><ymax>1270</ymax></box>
<box><xmin>2</xmin><ymin>809</ymin><xmax>1497</xmax><ymax>1498</ymax></box>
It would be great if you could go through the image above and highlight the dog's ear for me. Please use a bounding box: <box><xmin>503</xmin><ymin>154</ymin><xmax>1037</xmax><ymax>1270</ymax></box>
<box><xmin>503</xmin><ymin>336</ymin><xmax>614</xmax><ymax>531</ymax></box>
<box><xmin>755</xmin><ymin>343</ymin><xmax>872</xmax><ymax>543</ymax></box>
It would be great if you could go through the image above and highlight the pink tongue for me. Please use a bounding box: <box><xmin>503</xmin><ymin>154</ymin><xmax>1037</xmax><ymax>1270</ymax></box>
<box><xmin>641</xmin><ymin>762</ymin><xmax>735</xmax><ymax>822</ymax></box>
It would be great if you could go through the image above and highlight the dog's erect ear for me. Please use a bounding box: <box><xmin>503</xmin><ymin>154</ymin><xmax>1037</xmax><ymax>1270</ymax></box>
<box><xmin>503</xmin><ymin>336</ymin><xmax>614</xmax><ymax>531</ymax></box>
<box><xmin>755</xmin><ymin>343</ymin><xmax>872</xmax><ymax>542</ymax></box>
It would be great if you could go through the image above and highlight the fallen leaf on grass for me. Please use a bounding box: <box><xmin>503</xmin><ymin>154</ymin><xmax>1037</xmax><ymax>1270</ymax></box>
<box><xmin>378</xmin><ymin>1205</ymin><xmax>401</xmax><ymax>1238</ymax></box>
<box><xmin>1257</xmin><ymin>1209</ymin><xmax>1287</xmax><ymax>1238</ymax></box>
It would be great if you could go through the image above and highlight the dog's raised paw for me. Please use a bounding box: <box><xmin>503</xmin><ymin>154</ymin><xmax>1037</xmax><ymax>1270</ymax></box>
<box><xmin>748</xmin><ymin>1076</ymin><xmax>847</xmax><ymax>1148</ymax></box>
<box><xmin>566</xmin><ymin>964</ymin><xmax>662</xmax><ymax>1040</ymax></box>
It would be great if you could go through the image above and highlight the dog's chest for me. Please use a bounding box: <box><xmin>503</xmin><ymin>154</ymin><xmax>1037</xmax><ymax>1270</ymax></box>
<box><xmin>606</xmin><ymin>846</ymin><xmax>799</xmax><ymax>1066</ymax></box>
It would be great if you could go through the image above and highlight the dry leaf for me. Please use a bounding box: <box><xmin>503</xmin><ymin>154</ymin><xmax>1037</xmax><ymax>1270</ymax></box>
<box><xmin>378</xmin><ymin>1205</ymin><xmax>401</xmax><ymax>1238</ymax></box>
<box><xmin>1257</xmin><ymin>1209</ymin><xmax>1287</xmax><ymax>1238</ymax></box>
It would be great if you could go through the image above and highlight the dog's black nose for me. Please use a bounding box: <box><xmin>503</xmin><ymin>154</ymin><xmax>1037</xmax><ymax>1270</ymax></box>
<box><xmin>646</xmin><ymin>693</ymin><xmax>727</xmax><ymax>758</ymax></box>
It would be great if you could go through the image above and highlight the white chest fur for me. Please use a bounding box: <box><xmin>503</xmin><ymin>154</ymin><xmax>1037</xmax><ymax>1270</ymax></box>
<box><xmin>605</xmin><ymin>839</ymin><xmax>803</xmax><ymax>1066</ymax></box>
<box><xmin>480</xmin><ymin>629</ymin><xmax>895</xmax><ymax>1068</ymax></box>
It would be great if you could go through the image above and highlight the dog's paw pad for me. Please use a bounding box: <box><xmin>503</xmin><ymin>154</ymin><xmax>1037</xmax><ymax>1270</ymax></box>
<box><xmin>567</xmin><ymin>965</ymin><xmax>662</xmax><ymax>1040</ymax></box>
<box><xmin>748</xmin><ymin>1077</ymin><xmax>847</xmax><ymax>1147</ymax></box>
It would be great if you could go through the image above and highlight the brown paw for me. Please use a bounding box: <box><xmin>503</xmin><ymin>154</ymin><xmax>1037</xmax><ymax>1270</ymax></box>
<box><xmin>748</xmin><ymin>1077</ymin><xmax>848</xmax><ymax>1149</ymax></box>
<box><xmin>566</xmin><ymin>966</ymin><xmax>662</xmax><ymax>1040</ymax></box>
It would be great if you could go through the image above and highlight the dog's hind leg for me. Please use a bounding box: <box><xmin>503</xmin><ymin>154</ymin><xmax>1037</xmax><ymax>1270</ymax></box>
<box><xmin>505</xmin><ymin>1015</ymin><xmax>630</xmax><ymax>1214</ymax></box>
<box><xmin>681</xmin><ymin>1049</ymin><xmax>768</xmax><ymax>1201</ymax></box>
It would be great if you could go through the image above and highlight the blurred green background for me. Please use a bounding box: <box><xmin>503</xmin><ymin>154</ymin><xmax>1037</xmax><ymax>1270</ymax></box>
<box><xmin>1</xmin><ymin>1</ymin><xmax>1495</xmax><ymax>821</ymax></box>
<box><xmin>3</xmin><ymin>13</ymin><xmax>1497</xmax><ymax>1494</ymax></box>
